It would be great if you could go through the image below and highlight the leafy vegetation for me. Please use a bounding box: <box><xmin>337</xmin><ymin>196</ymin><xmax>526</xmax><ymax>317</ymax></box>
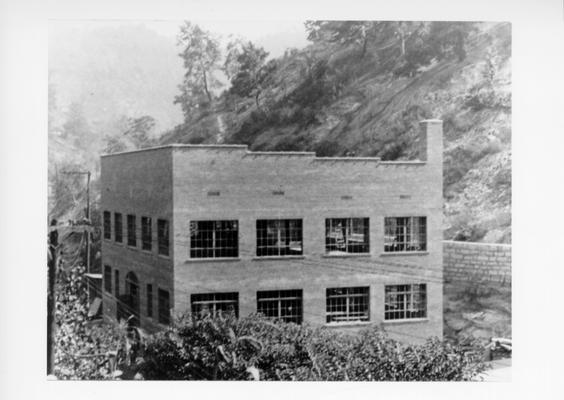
<box><xmin>52</xmin><ymin>260</ymin><xmax>486</xmax><ymax>381</ymax></box>
<box><xmin>54</xmin><ymin>261</ymin><xmax>123</xmax><ymax>379</ymax></box>
<box><xmin>138</xmin><ymin>313</ymin><xmax>486</xmax><ymax>381</ymax></box>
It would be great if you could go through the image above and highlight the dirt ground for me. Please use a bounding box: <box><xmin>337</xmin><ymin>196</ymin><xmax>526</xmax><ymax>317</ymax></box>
<box><xmin>443</xmin><ymin>279</ymin><xmax>511</xmax><ymax>343</ymax></box>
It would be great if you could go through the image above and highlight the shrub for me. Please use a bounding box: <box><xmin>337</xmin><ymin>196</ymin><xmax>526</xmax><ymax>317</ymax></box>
<box><xmin>54</xmin><ymin>263</ymin><xmax>125</xmax><ymax>379</ymax></box>
<box><xmin>139</xmin><ymin>314</ymin><xmax>486</xmax><ymax>381</ymax></box>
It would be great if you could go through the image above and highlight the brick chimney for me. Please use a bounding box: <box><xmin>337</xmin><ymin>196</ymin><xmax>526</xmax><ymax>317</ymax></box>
<box><xmin>418</xmin><ymin>119</ymin><xmax>443</xmax><ymax>165</ymax></box>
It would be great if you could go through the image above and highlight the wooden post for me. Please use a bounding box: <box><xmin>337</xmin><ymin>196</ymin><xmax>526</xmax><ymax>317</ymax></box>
<box><xmin>85</xmin><ymin>171</ymin><xmax>91</xmax><ymax>304</ymax></box>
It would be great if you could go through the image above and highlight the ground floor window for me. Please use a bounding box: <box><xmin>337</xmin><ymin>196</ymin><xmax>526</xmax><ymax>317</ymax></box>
<box><xmin>257</xmin><ymin>289</ymin><xmax>303</xmax><ymax>324</ymax></box>
<box><xmin>104</xmin><ymin>265</ymin><xmax>112</xmax><ymax>293</ymax></box>
<box><xmin>191</xmin><ymin>292</ymin><xmax>239</xmax><ymax>317</ymax></box>
<box><xmin>114</xmin><ymin>270</ymin><xmax>120</xmax><ymax>296</ymax></box>
<box><xmin>326</xmin><ymin>286</ymin><xmax>369</xmax><ymax>323</ymax></box>
<box><xmin>146</xmin><ymin>284</ymin><xmax>153</xmax><ymax>318</ymax></box>
<box><xmin>384</xmin><ymin>284</ymin><xmax>427</xmax><ymax>320</ymax></box>
<box><xmin>158</xmin><ymin>288</ymin><xmax>171</xmax><ymax>324</ymax></box>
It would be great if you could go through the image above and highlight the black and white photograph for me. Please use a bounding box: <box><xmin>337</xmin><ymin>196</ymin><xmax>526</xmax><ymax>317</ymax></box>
<box><xmin>46</xmin><ymin>17</ymin><xmax>511</xmax><ymax>381</ymax></box>
<box><xmin>1</xmin><ymin>0</ymin><xmax>563</xmax><ymax>398</ymax></box>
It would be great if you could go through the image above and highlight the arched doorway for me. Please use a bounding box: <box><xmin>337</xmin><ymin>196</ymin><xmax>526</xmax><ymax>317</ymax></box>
<box><xmin>124</xmin><ymin>272</ymin><xmax>140</xmax><ymax>326</ymax></box>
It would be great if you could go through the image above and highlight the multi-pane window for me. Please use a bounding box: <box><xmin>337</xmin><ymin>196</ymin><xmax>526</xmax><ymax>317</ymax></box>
<box><xmin>256</xmin><ymin>219</ymin><xmax>303</xmax><ymax>257</ymax></box>
<box><xmin>191</xmin><ymin>292</ymin><xmax>239</xmax><ymax>317</ymax></box>
<box><xmin>257</xmin><ymin>289</ymin><xmax>303</xmax><ymax>324</ymax></box>
<box><xmin>114</xmin><ymin>213</ymin><xmax>123</xmax><ymax>243</ymax></box>
<box><xmin>158</xmin><ymin>288</ymin><xmax>170</xmax><ymax>324</ymax></box>
<box><xmin>127</xmin><ymin>214</ymin><xmax>136</xmax><ymax>247</ymax></box>
<box><xmin>103</xmin><ymin>211</ymin><xmax>111</xmax><ymax>239</ymax></box>
<box><xmin>146</xmin><ymin>284</ymin><xmax>153</xmax><ymax>318</ymax></box>
<box><xmin>384</xmin><ymin>217</ymin><xmax>427</xmax><ymax>252</ymax></box>
<box><xmin>384</xmin><ymin>284</ymin><xmax>427</xmax><ymax>320</ymax></box>
<box><xmin>141</xmin><ymin>217</ymin><xmax>152</xmax><ymax>251</ymax></box>
<box><xmin>104</xmin><ymin>265</ymin><xmax>112</xmax><ymax>293</ymax></box>
<box><xmin>157</xmin><ymin>219</ymin><xmax>169</xmax><ymax>256</ymax></box>
<box><xmin>190</xmin><ymin>220</ymin><xmax>238</xmax><ymax>258</ymax></box>
<box><xmin>326</xmin><ymin>287</ymin><xmax>369</xmax><ymax>323</ymax></box>
<box><xmin>114</xmin><ymin>270</ymin><xmax>120</xmax><ymax>296</ymax></box>
<box><xmin>325</xmin><ymin>218</ymin><xmax>369</xmax><ymax>254</ymax></box>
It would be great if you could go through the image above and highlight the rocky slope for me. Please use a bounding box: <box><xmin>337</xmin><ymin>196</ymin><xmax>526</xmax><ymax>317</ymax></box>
<box><xmin>162</xmin><ymin>22</ymin><xmax>511</xmax><ymax>243</ymax></box>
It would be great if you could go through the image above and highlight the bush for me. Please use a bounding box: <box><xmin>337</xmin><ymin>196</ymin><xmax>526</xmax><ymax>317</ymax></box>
<box><xmin>139</xmin><ymin>313</ymin><xmax>486</xmax><ymax>381</ymax></box>
<box><xmin>54</xmin><ymin>263</ymin><xmax>125</xmax><ymax>379</ymax></box>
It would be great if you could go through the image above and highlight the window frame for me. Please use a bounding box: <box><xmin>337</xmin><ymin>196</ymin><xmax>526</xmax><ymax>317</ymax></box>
<box><xmin>189</xmin><ymin>220</ymin><xmax>239</xmax><ymax>259</ymax></box>
<box><xmin>104</xmin><ymin>265</ymin><xmax>112</xmax><ymax>293</ymax></box>
<box><xmin>257</xmin><ymin>289</ymin><xmax>303</xmax><ymax>324</ymax></box>
<box><xmin>127</xmin><ymin>214</ymin><xmax>137</xmax><ymax>247</ymax></box>
<box><xmin>114</xmin><ymin>270</ymin><xmax>120</xmax><ymax>297</ymax></box>
<box><xmin>114</xmin><ymin>213</ymin><xmax>123</xmax><ymax>243</ymax></box>
<box><xmin>190</xmin><ymin>292</ymin><xmax>239</xmax><ymax>318</ymax></box>
<box><xmin>384</xmin><ymin>216</ymin><xmax>427</xmax><ymax>253</ymax></box>
<box><xmin>103</xmin><ymin>211</ymin><xmax>111</xmax><ymax>240</ymax></box>
<box><xmin>141</xmin><ymin>216</ymin><xmax>152</xmax><ymax>251</ymax></box>
<box><xmin>326</xmin><ymin>286</ymin><xmax>370</xmax><ymax>324</ymax></box>
<box><xmin>157</xmin><ymin>219</ymin><xmax>170</xmax><ymax>256</ymax></box>
<box><xmin>325</xmin><ymin>218</ymin><xmax>370</xmax><ymax>255</ymax></box>
<box><xmin>384</xmin><ymin>283</ymin><xmax>427</xmax><ymax>321</ymax></box>
<box><xmin>146</xmin><ymin>284</ymin><xmax>153</xmax><ymax>318</ymax></box>
<box><xmin>157</xmin><ymin>288</ymin><xmax>170</xmax><ymax>325</ymax></box>
<box><xmin>256</xmin><ymin>219</ymin><xmax>303</xmax><ymax>257</ymax></box>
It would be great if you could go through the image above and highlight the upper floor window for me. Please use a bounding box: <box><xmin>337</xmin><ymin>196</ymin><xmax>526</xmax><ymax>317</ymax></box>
<box><xmin>141</xmin><ymin>216</ymin><xmax>152</xmax><ymax>251</ymax></box>
<box><xmin>191</xmin><ymin>292</ymin><xmax>239</xmax><ymax>318</ymax></box>
<box><xmin>257</xmin><ymin>289</ymin><xmax>303</xmax><ymax>324</ymax></box>
<box><xmin>326</xmin><ymin>286</ymin><xmax>369</xmax><ymax>323</ymax></box>
<box><xmin>190</xmin><ymin>220</ymin><xmax>238</xmax><ymax>258</ymax></box>
<box><xmin>325</xmin><ymin>218</ymin><xmax>369</xmax><ymax>254</ymax></box>
<box><xmin>127</xmin><ymin>214</ymin><xmax>136</xmax><ymax>247</ymax></box>
<box><xmin>103</xmin><ymin>211</ymin><xmax>111</xmax><ymax>239</ymax></box>
<box><xmin>157</xmin><ymin>219</ymin><xmax>170</xmax><ymax>256</ymax></box>
<box><xmin>384</xmin><ymin>217</ymin><xmax>427</xmax><ymax>252</ymax></box>
<box><xmin>384</xmin><ymin>284</ymin><xmax>427</xmax><ymax>320</ymax></box>
<box><xmin>256</xmin><ymin>219</ymin><xmax>303</xmax><ymax>257</ymax></box>
<box><xmin>114</xmin><ymin>213</ymin><xmax>123</xmax><ymax>243</ymax></box>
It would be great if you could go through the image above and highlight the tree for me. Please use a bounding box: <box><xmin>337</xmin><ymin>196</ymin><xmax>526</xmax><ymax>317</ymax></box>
<box><xmin>428</xmin><ymin>22</ymin><xmax>476</xmax><ymax>62</ymax></box>
<box><xmin>174</xmin><ymin>22</ymin><xmax>222</xmax><ymax>120</ymax></box>
<box><xmin>103</xmin><ymin>115</ymin><xmax>156</xmax><ymax>154</ymax></box>
<box><xmin>305</xmin><ymin>21</ymin><xmax>416</xmax><ymax>60</ymax></box>
<box><xmin>123</xmin><ymin>115</ymin><xmax>156</xmax><ymax>147</ymax></box>
<box><xmin>224</xmin><ymin>40</ymin><xmax>276</xmax><ymax>111</ymax></box>
<box><xmin>305</xmin><ymin>21</ymin><xmax>378</xmax><ymax>59</ymax></box>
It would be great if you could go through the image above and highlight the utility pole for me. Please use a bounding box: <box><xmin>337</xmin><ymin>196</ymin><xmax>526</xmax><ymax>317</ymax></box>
<box><xmin>47</xmin><ymin>219</ymin><xmax>58</xmax><ymax>375</ymax></box>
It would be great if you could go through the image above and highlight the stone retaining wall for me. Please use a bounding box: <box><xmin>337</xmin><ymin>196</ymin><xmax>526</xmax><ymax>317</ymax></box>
<box><xmin>443</xmin><ymin>240</ymin><xmax>511</xmax><ymax>285</ymax></box>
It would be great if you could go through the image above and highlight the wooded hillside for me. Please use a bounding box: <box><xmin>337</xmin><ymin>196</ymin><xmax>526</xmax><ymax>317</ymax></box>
<box><xmin>49</xmin><ymin>21</ymin><xmax>511</xmax><ymax>243</ymax></box>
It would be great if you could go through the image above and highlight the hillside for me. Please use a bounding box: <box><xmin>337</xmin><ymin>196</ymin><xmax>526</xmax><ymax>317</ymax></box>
<box><xmin>48</xmin><ymin>21</ymin><xmax>511</xmax><ymax>243</ymax></box>
<box><xmin>161</xmin><ymin>22</ymin><xmax>511</xmax><ymax>243</ymax></box>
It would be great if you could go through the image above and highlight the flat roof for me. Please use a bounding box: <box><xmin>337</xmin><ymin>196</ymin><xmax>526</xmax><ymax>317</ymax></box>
<box><xmin>101</xmin><ymin>144</ymin><xmax>387</xmax><ymax>162</ymax></box>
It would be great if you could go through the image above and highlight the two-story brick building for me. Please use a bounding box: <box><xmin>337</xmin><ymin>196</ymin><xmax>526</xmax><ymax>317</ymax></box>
<box><xmin>100</xmin><ymin>119</ymin><xmax>443</xmax><ymax>343</ymax></box>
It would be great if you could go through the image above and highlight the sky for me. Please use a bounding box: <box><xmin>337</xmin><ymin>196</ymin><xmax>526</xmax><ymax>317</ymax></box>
<box><xmin>50</xmin><ymin>19</ymin><xmax>310</xmax><ymax>58</ymax></box>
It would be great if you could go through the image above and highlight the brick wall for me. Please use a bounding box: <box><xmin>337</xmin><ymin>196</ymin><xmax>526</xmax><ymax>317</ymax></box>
<box><xmin>101</xmin><ymin>120</ymin><xmax>445</xmax><ymax>342</ymax></box>
<box><xmin>443</xmin><ymin>240</ymin><xmax>511</xmax><ymax>285</ymax></box>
